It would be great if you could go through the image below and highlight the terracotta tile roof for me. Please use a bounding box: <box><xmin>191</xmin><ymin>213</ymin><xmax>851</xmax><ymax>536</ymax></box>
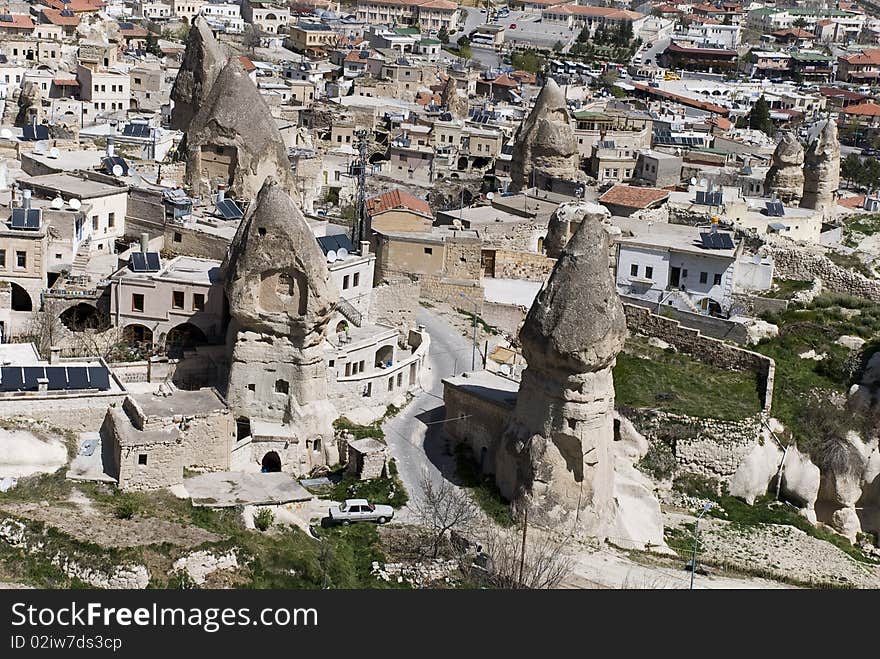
<box><xmin>771</xmin><ymin>28</ymin><xmax>813</xmax><ymax>38</ymax></box>
<box><xmin>481</xmin><ymin>73</ymin><xmax>518</xmax><ymax>87</ymax></box>
<box><xmin>666</xmin><ymin>41</ymin><xmax>737</xmax><ymax>57</ymax></box>
<box><xmin>631</xmin><ymin>82</ymin><xmax>730</xmax><ymax>116</ymax></box>
<box><xmin>45</xmin><ymin>0</ymin><xmax>105</xmax><ymax>12</ymax></box>
<box><xmin>345</xmin><ymin>50</ymin><xmax>369</xmax><ymax>63</ymax></box>
<box><xmin>838</xmin><ymin>195</ymin><xmax>866</xmax><ymax>209</ymax></box>
<box><xmin>546</xmin><ymin>3</ymin><xmax>643</xmax><ymax>19</ymax></box>
<box><xmin>239</xmin><ymin>56</ymin><xmax>256</xmax><ymax>72</ymax></box>
<box><xmin>510</xmin><ymin>70</ymin><xmax>537</xmax><ymax>84</ymax></box>
<box><xmin>119</xmin><ymin>24</ymin><xmax>148</xmax><ymax>37</ymax></box>
<box><xmin>367</xmin><ymin>189</ymin><xmax>432</xmax><ymax>217</ymax></box>
<box><xmin>0</xmin><ymin>14</ymin><xmax>34</xmax><ymax>29</ymax></box>
<box><xmin>709</xmin><ymin>116</ymin><xmax>733</xmax><ymax>130</ymax></box>
<box><xmin>816</xmin><ymin>19</ymin><xmax>834</xmax><ymax>26</ymax></box>
<box><xmin>53</xmin><ymin>76</ymin><xmax>79</xmax><ymax>86</ymax></box>
<box><xmin>599</xmin><ymin>185</ymin><xmax>669</xmax><ymax>209</ymax></box>
<box><xmin>416</xmin><ymin>91</ymin><xmax>441</xmax><ymax>106</ymax></box>
<box><xmin>839</xmin><ymin>48</ymin><xmax>880</xmax><ymax>65</ymax></box>
<box><xmin>841</xmin><ymin>101</ymin><xmax>880</xmax><ymax>116</ymax></box>
<box><xmin>42</xmin><ymin>8</ymin><xmax>81</xmax><ymax>26</ymax></box>
<box><xmin>818</xmin><ymin>86</ymin><xmax>868</xmax><ymax>101</ymax></box>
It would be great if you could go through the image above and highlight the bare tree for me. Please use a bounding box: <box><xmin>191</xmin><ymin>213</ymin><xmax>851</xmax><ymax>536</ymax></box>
<box><xmin>476</xmin><ymin>527</ymin><xmax>574</xmax><ymax>590</ymax></box>
<box><xmin>412</xmin><ymin>470</ymin><xmax>479</xmax><ymax>557</ymax></box>
<box><xmin>242</xmin><ymin>25</ymin><xmax>263</xmax><ymax>54</ymax></box>
<box><xmin>20</xmin><ymin>297</ymin><xmax>65</xmax><ymax>358</ymax></box>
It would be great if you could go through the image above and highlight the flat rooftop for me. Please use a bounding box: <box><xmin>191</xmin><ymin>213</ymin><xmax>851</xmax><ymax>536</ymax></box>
<box><xmin>612</xmin><ymin>215</ymin><xmax>738</xmax><ymax>258</ymax></box>
<box><xmin>160</xmin><ymin>256</ymin><xmax>223</xmax><ymax>285</ymax></box>
<box><xmin>133</xmin><ymin>389</ymin><xmax>227</xmax><ymax>419</ymax></box>
<box><xmin>23</xmin><ymin>149</ymin><xmax>104</xmax><ymax>173</ymax></box>
<box><xmin>442</xmin><ymin>370</ymin><xmax>520</xmax><ymax>408</ymax></box>
<box><xmin>21</xmin><ymin>172</ymin><xmax>126</xmax><ymax>199</ymax></box>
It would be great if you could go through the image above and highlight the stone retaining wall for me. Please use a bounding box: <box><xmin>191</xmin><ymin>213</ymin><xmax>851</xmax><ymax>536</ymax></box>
<box><xmin>491</xmin><ymin>249</ymin><xmax>555</xmax><ymax>282</ymax></box>
<box><xmin>623</xmin><ymin>303</ymin><xmax>775</xmax><ymax>412</ymax></box>
<box><xmin>762</xmin><ymin>245</ymin><xmax>880</xmax><ymax>302</ymax></box>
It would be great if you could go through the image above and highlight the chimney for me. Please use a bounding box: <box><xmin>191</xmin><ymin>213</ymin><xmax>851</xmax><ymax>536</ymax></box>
<box><xmin>22</xmin><ymin>189</ymin><xmax>31</xmax><ymax>210</ymax></box>
<box><xmin>37</xmin><ymin>376</ymin><xmax>48</xmax><ymax>394</ymax></box>
<box><xmin>360</xmin><ymin>240</ymin><xmax>370</xmax><ymax>256</ymax></box>
<box><xmin>217</xmin><ymin>183</ymin><xmax>226</xmax><ymax>203</ymax></box>
<box><xmin>49</xmin><ymin>346</ymin><xmax>61</xmax><ymax>364</ymax></box>
<box><xmin>107</xmin><ymin>135</ymin><xmax>114</xmax><ymax>158</ymax></box>
<box><xmin>140</xmin><ymin>232</ymin><xmax>149</xmax><ymax>253</ymax></box>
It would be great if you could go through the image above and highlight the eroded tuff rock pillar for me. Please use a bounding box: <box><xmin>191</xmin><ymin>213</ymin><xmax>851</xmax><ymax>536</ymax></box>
<box><xmin>544</xmin><ymin>200</ymin><xmax>611</xmax><ymax>259</ymax></box>
<box><xmin>495</xmin><ymin>212</ymin><xmax>626</xmax><ymax>537</ymax></box>
<box><xmin>800</xmin><ymin>119</ymin><xmax>840</xmax><ymax>212</ymax></box>
<box><xmin>170</xmin><ymin>16</ymin><xmax>227</xmax><ymax>133</ymax></box>
<box><xmin>509</xmin><ymin>78</ymin><xmax>585</xmax><ymax>194</ymax></box>
<box><xmin>223</xmin><ymin>179</ymin><xmax>339</xmax><ymax>472</ymax></box>
<box><xmin>183</xmin><ymin>55</ymin><xmax>294</xmax><ymax>200</ymax></box>
<box><xmin>764</xmin><ymin>132</ymin><xmax>804</xmax><ymax>205</ymax></box>
<box><xmin>442</xmin><ymin>79</ymin><xmax>469</xmax><ymax>121</ymax></box>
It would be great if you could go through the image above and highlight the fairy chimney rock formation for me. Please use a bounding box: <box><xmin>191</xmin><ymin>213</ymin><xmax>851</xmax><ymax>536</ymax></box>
<box><xmin>509</xmin><ymin>78</ymin><xmax>584</xmax><ymax>193</ymax></box>
<box><xmin>184</xmin><ymin>58</ymin><xmax>294</xmax><ymax>200</ymax></box>
<box><xmin>764</xmin><ymin>132</ymin><xmax>804</xmax><ymax>204</ymax></box>
<box><xmin>495</xmin><ymin>211</ymin><xmax>626</xmax><ymax>537</ymax></box>
<box><xmin>170</xmin><ymin>16</ymin><xmax>227</xmax><ymax>132</ymax></box>
<box><xmin>544</xmin><ymin>200</ymin><xmax>611</xmax><ymax>259</ymax></box>
<box><xmin>442</xmin><ymin>79</ymin><xmax>468</xmax><ymax>120</ymax></box>
<box><xmin>800</xmin><ymin>119</ymin><xmax>840</xmax><ymax>212</ymax></box>
<box><xmin>224</xmin><ymin>179</ymin><xmax>339</xmax><ymax>472</ymax></box>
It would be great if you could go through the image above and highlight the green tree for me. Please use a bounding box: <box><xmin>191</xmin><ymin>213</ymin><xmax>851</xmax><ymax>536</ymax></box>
<box><xmin>438</xmin><ymin>25</ymin><xmax>449</xmax><ymax>44</ymax></box>
<box><xmin>577</xmin><ymin>24</ymin><xmax>591</xmax><ymax>42</ymax></box>
<box><xmin>861</xmin><ymin>157</ymin><xmax>880</xmax><ymax>191</ymax></box>
<box><xmin>793</xmin><ymin>17</ymin><xmax>808</xmax><ymax>29</ymax></box>
<box><xmin>747</xmin><ymin>94</ymin><xmax>775</xmax><ymax>136</ymax></box>
<box><xmin>145</xmin><ymin>33</ymin><xmax>162</xmax><ymax>57</ymax></box>
<box><xmin>553</xmin><ymin>40</ymin><xmax>563</xmax><ymax>52</ymax></box>
<box><xmin>616</xmin><ymin>20</ymin><xmax>633</xmax><ymax>45</ymax></box>
<box><xmin>243</xmin><ymin>25</ymin><xmax>262</xmax><ymax>54</ymax></box>
<box><xmin>841</xmin><ymin>153</ymin><xmax>862</xmax><ymax>189</ymax></box>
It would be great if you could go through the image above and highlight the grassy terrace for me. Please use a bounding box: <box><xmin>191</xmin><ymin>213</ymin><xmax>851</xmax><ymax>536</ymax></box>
<box><xmin>613</xmin><ymin>338</ymin><xmax>763</xmax><ymax>421</ymax></box>
<box><xmin>754</xmin><ymin>293</ymin><xmax>880</xmax><ymax>452</ymax></box>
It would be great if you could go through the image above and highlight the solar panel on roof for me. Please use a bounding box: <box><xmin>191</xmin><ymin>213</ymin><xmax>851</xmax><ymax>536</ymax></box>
<box><xmin>60</xmin><ymin>8</ymin><xmax>75</xmax><ymax>16</ymax></box>
<box><xmin>0</xmin><ymin>15</ymin><xmax>13</xmax><ymax>23</ymax></box>
<box><xmin>700</xmin><ymin>232</ymin><xmax>735</xmax><ymax>250</ymax></box>
<box><xmin>0</xmin><ymin>367</ymin><xmax>23</xmax><ymax>392</ymax></box>
<box><xmin>216</xmin><ymin>199</ymin><xmax>243</xmax><ymax>220</ymax></box>
<box><xmin>765</xmin><ymin>200</ymin><xmax>785</xmax><ymax>217</ymax></box>
<box><xmin>145</xmin><ymin>252</ymin><xmax>160</xmax><ymax>271</ymax></box>
<box><xmin>316</xmin><ymin>233</ymin><xmax>354</xmax><ymax>255</ymax></box>
<box><xmin>25</xmin><ymin>208</ymin><xmax>40</xmax><ymax>229</ymax></box>
<box><xmin>23</xmin><ymin>366</ymin><xmax>45</xmax><ymax>390</ymax></box>
<box><xmin>87</xmin><ymin>367</ymin><xmax>110</xmax><ymax>390</ymax></box>
<box><xmin>102</xmin><ymin>156</ymin><xmax>129</xmax><ymax>176</ymax></box>
<box><xmin>130</xmin><ymin>252</ymin><xmax>147</xmax><ymax>272</ymax></box>
<box><xmin>46</xmin><ymin>367</ymin><xmax>67</xmax><ymax>391</ymax></box>
<box><xmin>66</xmin><ymin>367</ymin><xmax>89</xmax><ymax>390</ymax></box>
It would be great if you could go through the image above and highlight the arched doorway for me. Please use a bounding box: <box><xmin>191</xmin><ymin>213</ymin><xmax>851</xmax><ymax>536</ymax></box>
<box><xmin>375</xmin><ymin>344</ymin><xmax>393</xmax><ymax>367</ymax></box>
<box><xmin>335</xmin><ymin>320</ymin><xmax>348</xmax><ymax>334</ymax></box>
<box><xmin>59</xmin><ymin>303</ymin><xmax>102</xmax><ymax>331</ymax></box>
<box><xmin>165</xmin><ymin>322</ymin><xmax>208</xmax><ymax>358</ymax></box>
<box><xmin>537</xmin><ymin>236</ymin><xmax>545</xmax><ymax>253</ymax></box>
<box><xmin>122</xmin><ymin>324</ymin><xmax>153</xmax><ymax>355</ymax></box>
<box><xmin>261</xmin><ymin>451</ymin><xmax>282</xmax><ymax>472</ymax></box>
<box><xmin>10</xmin><ymin>283</ymin><xmax>32</xmax><ymax>311</ymax></box>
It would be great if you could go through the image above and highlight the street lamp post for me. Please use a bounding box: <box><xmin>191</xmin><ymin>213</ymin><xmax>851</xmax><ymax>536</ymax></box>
<box><xmin>460</xmin><ymin>293</ymin><xmax>478</xmax><ymax>370</ymax></box>
<box><xmin>689</xmin><ymin>501</ymin><xmax>713</xmax><ymax>591</ymax></box>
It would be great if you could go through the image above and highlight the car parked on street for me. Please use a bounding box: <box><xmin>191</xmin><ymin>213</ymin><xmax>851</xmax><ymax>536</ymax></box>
<box><xmin>328</xmin><ymin>499</ymin><xmax>394</xmax><ymax>525</ymax></box>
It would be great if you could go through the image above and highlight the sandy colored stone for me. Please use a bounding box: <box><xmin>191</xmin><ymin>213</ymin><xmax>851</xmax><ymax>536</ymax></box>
<box><xmin>800</xmin><ymin>119</ymin><xmax>840</xmax><ymax>212</ymax></box>
<box><xmin>764</xmin><ymin>132</ymin><xmax>804</xmax><ymax>204</ymax></box>
<box><xmin>509</xmin><ymin>78</ymin><xmax>584</xmax><ymax>193</ymax></box>
<box><xmin>442</xmin><ymin>80</ymin><xmax>468</xmax><ymax>121</ymax></box>
<box><xmin>170</xmin><ymin>16</ymin><xmax>227</xmax><ymax>132</ymax></box>
<box><xmin>544</xmin><ymin>200</ymin><xmax>610</xmax><ymax>259</ymax></box>
<box><xmin>184</xmin><ymin>58</ymin><xmax>294</xmax><ymax>199</ymax></box>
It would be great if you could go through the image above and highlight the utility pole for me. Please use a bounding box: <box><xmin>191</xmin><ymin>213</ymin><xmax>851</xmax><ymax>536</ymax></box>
<box><xmin>689</xmin><ymin>502</ymin><xmax>712</xmax><ymax>591</ymax></box>
<box><xmin>517</xmin><ymin>506</ymin><xmax>528</xmax><ymax>588</ymax></box>
<box><xmin>350</xmin><ymin>128</ymin><xmax>370</xmax><ymax>247</ymax></box>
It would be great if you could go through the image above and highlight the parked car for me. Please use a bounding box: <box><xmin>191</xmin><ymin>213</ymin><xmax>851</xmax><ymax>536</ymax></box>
<box><xmin>328</xmin><ymin>499</ymin><xmax>394</xmax><ymax>525</ymax></box>
<box><xmin>863</xmin><ymin>148</ymin><xmax>879</xmax><ymax>157</ymax></box>
<box><xmin>509</xmin><ymin>23</ymin><xmax>516</xmax><ymax>29</ymax></box>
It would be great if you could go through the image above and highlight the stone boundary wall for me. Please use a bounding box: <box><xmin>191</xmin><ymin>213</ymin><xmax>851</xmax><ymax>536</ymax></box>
<box><xmin>623</xmin><ymin>303</ymin><xmax>775</xmax><ymax>412</ymax></box>
<box><xmin>481</xmin><ymin>302</ymin><xmax>527</xmax><ymax>335</ymax></box>
<box><xmin>731</xmin><ymin>292</ymin><xmax>790</xmax><ymax>317</ymax></box>
<box><xmin>491</xmin><ymin>249</ymin><xmax>555</xmax><ymax>282</ymax></box>
<box><xmin>0</xmin><ymin>392</ymin><xmax>127</xmax><ymax>432</ymax></box>
<box><xmin>625</xmin><ymin>409</ymin><xmax>762</xmax><ymax>481</ymax></box>
<box><xmin>762</xmin><ymin>245</ymin><xmax>880</xmax><ymax>302</ymax></box>
<box><xmin>418</xmin><ymin>274</ymin><xmax>484</xmax><ymax>312</ymax></box>
<box><xmin>620</xmin><ymin>294</ymin><xmax>750</xmax><ymax>344</ymax></box>
<box><xmin>368</xmin><ymin>277</ymin><xmax>420</xmax><ymax>336</ymax></box>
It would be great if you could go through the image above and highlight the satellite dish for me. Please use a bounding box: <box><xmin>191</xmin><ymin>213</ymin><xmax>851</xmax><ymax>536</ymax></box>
<box><xmin>699</xmin><ymin>178</ymin><xmax>708</xmax><ymax>187</ymax></box>
<box><xmin>34</xmin><ymin>141</ymin><xmax>48</xmax><ymax>154</ymax></box>
<box><xmin>337</xmin><ymin>247</ymin><xmax>348</xmax><ymax>260</ymax></box>
<box><xmin>51</xmin><ymin>196</ymin><xmax>63</xmax><ymax>209</ymax></box>
<box><xmin>690</xmin><ymin>177</ymin><xmax>697</xmax><ymax>185</ymax></box>
<box><xmin>326</xmin><ymin>249</ymin><xmax>337</xmax><ymax>263</ymax></box>
<box><xmin>48</xmin><ymin>147</ymin><xmax>60</xmax><ymax>159</ymax></box>
<box><xmin>0</xmin><ymin>128</ymin><xmax>11</xmax><ymax>140</ymax></box>
<box><xmin>486</xmin><ymin>192</ymin><xmax>495</xmax><ymax>200</ymax></box>
<box><xmin>69</xmin><ymin>198</ymin><xmax>81</xmax><ymax>210</ymax></box>
<box><xmin>112</xmin><ymin>164</ymin><xmax>123</xmax><ymax>176</ymax></box>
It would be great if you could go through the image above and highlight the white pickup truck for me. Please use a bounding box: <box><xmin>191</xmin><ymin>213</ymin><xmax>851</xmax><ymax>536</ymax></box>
<box><xmin>328</xmin><ymin>499</ymin><xmax>394</xmax><ymax>525</ymax></box>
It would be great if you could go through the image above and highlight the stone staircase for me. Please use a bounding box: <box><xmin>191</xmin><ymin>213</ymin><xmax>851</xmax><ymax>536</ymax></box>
<box><xmin>69</xmin><ymin>237</ymin><xmax>91</xmax><ymax>276</ymax></box>
<box><xmin>672</xmin><ymin>289</ymin><xmax>700</xmax><ymax>314</ymax></box>
<box><xmin>336</xmin><ymin>297</ymin><xmax>363</xmax><ymax>328</ymax></box>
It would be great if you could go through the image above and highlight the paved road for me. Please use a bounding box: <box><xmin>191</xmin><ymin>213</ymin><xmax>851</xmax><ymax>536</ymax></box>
<box><xmin>382</xmin><ymin>307</ymin><xmax>477</xmax><ymax>512</ymax></box>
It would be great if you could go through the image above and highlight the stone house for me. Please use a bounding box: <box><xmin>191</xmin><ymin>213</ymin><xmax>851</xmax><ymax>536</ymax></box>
<box><xmin>103</xmin><ymin>389</ymin><xmax>235</xmax><ymax>491</ymax></box>
<box><xmin>345</xmin><ymin>437</ymin><xmax>387</xmax><ymax>480</ymax></box>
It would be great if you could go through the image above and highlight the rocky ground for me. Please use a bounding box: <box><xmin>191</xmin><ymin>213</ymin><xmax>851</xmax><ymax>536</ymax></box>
<box><xmin>664</xmin><ymin>511</ymin><xmax>880</xmax><ymax>588</ymax></box>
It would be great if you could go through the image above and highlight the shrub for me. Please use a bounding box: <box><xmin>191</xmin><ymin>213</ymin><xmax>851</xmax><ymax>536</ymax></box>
<box><xmin>254</xmin><ymin>508</ymin><xmax>274</xmax><ymax>532</ymax></box>
<box><xmin>113</xmin><ymin>496</ymin><xmax>138</xmax><ymax>520</ymax></box>
<box><xmin>638</xmin><ymin>441</ymin><xmax>676</xmax><ymax>481</ymax></box>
